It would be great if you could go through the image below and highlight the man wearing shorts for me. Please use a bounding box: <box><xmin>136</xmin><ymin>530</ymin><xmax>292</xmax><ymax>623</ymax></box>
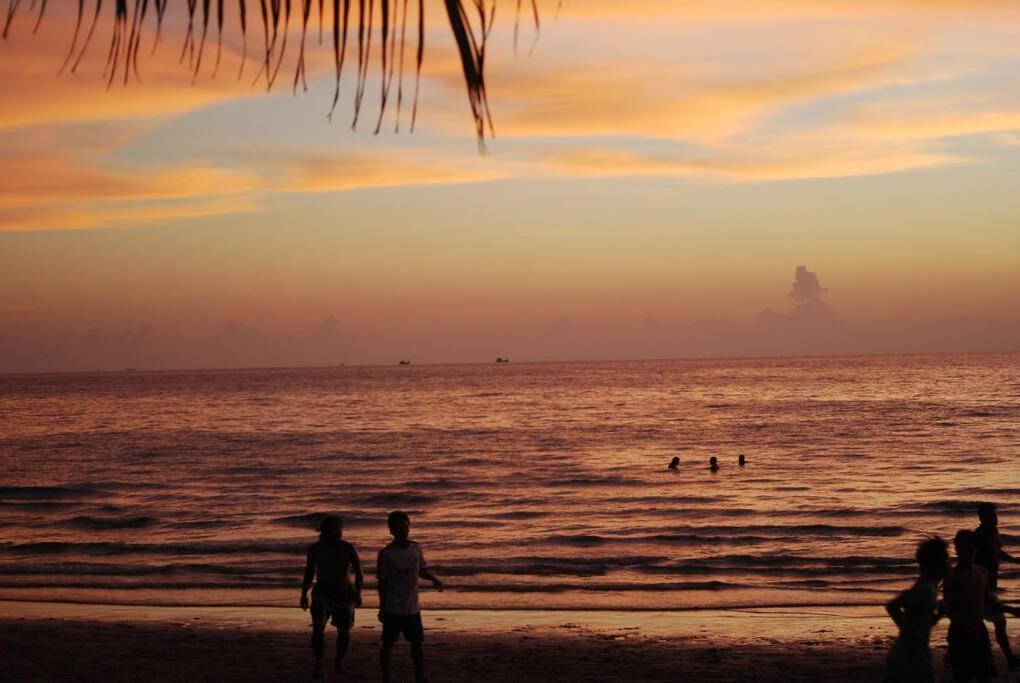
<box><xmin>377</xmin><ymin>510</ymin><xmax>444</xmax><ymax>683</ymax></box>
<box><xmin>301</xmin><ymin>515</ymin><xmax>364</xmax><ymax>677</ymax></box>
<box><xmin>975</xmin><ymin>502</ymin><xmax>1019</xmax><ymax>670</ymax></box>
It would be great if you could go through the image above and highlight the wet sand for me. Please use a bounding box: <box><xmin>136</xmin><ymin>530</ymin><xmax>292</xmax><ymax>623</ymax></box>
<box><xmin>0</xmin><ymin>601</ymin><xmax>980</xmax><ymax>681</ymax></box>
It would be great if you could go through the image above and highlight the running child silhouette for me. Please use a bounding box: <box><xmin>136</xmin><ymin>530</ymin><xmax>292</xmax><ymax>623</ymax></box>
<box><xmin>300</xmin><ymin>515</ymin><xmax>364</xmax><ymax>677</ymax></box>
<box><xmin>378</xmin><ymin>510</ymin><xmax>444</xmax><ymax>683</ymax></box>
<box><xmin>883</xmin><ymin>536</ymin><xmax>950</xmax><ymax>682</ymax></box>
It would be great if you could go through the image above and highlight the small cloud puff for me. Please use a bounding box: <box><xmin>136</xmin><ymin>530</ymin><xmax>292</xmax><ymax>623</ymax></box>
<box><xmin>317</xmin><ymin>315</ymin><xmax>340</xmax><ymax>336</ymax></box>
<box><xmin>551</xmin><ymin>315</ymin><xmax>576</xmax><ymax>335</ymax></box>
<box><xmin>788</xmin><ymin>265</ymin><xmax>827</xmax><ymax>303</ymax></box>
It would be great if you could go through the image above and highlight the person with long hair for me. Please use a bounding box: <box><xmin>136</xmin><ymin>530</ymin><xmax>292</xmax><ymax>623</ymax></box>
<box><xmin>300</xmin><ymin>515</ymin><xmax>364</xmax><ymax>677</ymax></box>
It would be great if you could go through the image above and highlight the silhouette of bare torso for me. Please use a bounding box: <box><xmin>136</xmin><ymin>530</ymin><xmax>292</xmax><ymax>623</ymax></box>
<box><xmin>307</xmin><ymin>539</ymin><xmax>358</xmax><ymax>600</ymax></box>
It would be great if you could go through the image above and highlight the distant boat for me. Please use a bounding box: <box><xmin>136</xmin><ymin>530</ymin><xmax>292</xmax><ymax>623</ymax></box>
<box><xmin>399</xmin><ymin>360</ymin><xmax>411</xmax><ymax>365</ymax></box>
<box><xmin>124</xmin><ymin>368</ymin><xmax>138</xmax><ymax>372</ymax></box>
<box><xmin>496</xmin><ymin>357</ymin><xmax>510</xmax><ymax>363</ymax></box>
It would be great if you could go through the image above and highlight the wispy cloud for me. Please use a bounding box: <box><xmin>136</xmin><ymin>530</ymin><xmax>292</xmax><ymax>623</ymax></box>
<box><xmin>0</xmin><ymin>123</ymin><xmax>505</xmax><ymax>231</ymax></box>
<box><xmin>427</xmin><ymin>41</ymin><xmax>919</xmax><ymax>142</ymax></box>
<box><xmin>2</xmin><ymin>0</ymin><xmax>1019</xmax><ymax>234</ymax></box>
<box><xmin>541</xmin><ymin>140</ymin><xmax>957</xmax><ymax>183</ymax></box>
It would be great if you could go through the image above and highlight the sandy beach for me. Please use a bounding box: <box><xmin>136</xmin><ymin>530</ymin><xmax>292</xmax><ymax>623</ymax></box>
<box><xmin>3</xmin><ymin>601</ymin><xmax>1001</xmax><ymax>682</ymax></box>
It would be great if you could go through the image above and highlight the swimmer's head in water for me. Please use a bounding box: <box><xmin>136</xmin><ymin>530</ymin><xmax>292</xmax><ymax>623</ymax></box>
<box><xmin>916</xmin><ymin>536</ymin><xmax>950</xmax><ymax>581</ymax></box>
<box><xmin>669</xmin><ymin>457</ymin><xmax>680</xmax><ymax>468</ymax></box>
<box><xmin>319</xmin><ymin>514</ymin><xmax>343</xmax><ymax>541</ymax></box>
<box><xmin>978</xmin><ymin>502</ymin><xmax>997</xmax><ymax>527</ymax></box>
<box><xmin>709</xmin><ymin>456</ymin><xmax>718</xmax><ymax>465</ymax></box>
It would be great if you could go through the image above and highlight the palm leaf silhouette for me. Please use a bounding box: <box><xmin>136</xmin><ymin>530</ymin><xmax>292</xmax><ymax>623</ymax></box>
<box><xmin>1</xmin><ymin>0</ymin><xmax>526</xmax><ymax>142</ymax></box>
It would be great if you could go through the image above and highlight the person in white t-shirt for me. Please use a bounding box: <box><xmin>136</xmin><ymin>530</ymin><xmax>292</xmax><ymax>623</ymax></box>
<box><xmin>377</xmin><ymin>510</ymin><xmax>444</xmax><ymax>683</ymax></box>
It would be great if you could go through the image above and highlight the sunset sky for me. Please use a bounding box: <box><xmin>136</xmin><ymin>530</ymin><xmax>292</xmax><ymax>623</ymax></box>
<box><xmin>2</xmin><ymin>0</ymin><xmax>1019</xmax><ymax>371</ymax></box>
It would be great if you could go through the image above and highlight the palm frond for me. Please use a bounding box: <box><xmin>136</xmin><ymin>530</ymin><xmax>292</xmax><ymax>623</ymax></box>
<box><xmin>2</xmin><ymin>0</ymin><xmax>534</xmax><ymax>141</ymax></box>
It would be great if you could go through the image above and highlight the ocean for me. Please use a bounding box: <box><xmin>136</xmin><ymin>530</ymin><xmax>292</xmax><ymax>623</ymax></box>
<box><xmin>1</xmin><ymin>353</ymin><xmax>1017</xmax><ymax>611</ymax></box>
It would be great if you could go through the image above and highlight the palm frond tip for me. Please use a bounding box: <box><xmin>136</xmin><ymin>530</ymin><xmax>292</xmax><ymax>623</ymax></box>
<box><xmin>2</xmin><ymin>0</ymin><xmax>534</xmax><ymax>141</ymax></box>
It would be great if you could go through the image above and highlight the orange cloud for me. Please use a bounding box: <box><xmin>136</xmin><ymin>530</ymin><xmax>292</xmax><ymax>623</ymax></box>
<box><xmin>475</xmin><ymin>45</ymin><xmax>916</xmax><ymax>141</ymax></box>
<box><xmin>849</xmin><ymin>102</ymin><xmax>1020</xmax><ymax>141</ymax></box>
<box><xmin>0</xmin><ymin>17</ymin><xmax>255</xmax><ymax>131</ymax></box>
<box><xmin>2</xmin><ymin>0</ymin><xmax>1018</xmax><ymax>235</ymax></box>
<box><xmin>0</xmin><ymin>122</ymin><xmax>504</xmax><ymax>231</ymax></box>
<box><xmin>268</xmin><ymin>151</ymin><xmax>507</xmax><ymax>193</ymax></box>
<box><xmin>412</xmin><ymin>10</ymin><xmax>942</xmax><ymax>144</ymax></box>
<box><xmin>543</xmin><ymin>141</ymin><xmax>956</xmax><ymax>183</ymax></box>
<box><xmin>547</xmin><ymin>0</ymin><xmax>1020</xmax><ymax>21</ymax></box>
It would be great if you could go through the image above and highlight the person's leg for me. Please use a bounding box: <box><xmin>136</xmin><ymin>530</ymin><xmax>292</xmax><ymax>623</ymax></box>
<box><xmin>405</xmin><ymin>613</ymin><xmax>427</xmax><ymax>683</ymax></box>
<box><xmin>990</xmin><ymin>612</ymin><xmax>1017</xmax><ymax>667</ymax></box>
<box><xmin>335</xmin><ymin>626</ymin><xmax>350</xmax><ymax>671</ymax></box>
<box><xmin>380</xmin><ymin>613</ymin><xmax>398</xmax><ymax>683</ymax></box>
<box><xmin>380</xmin><ymin>640</ymin><xmax>394</xmax><ymax>683</ymax></box>
<box><xmin>947</xmin><ymin>626</ymin><xmax>971</xmax><ymax>683</ymax></box>
<box><xmin>333</xmin><ymin>603</ymin><xmax>354</xmax><ymax>672</ymax></box>
<box><xmin>311</xmin><ymin>625</ymin><xmax>326</xmax><ymax>675</ymax></box>
<box><xmin>976</xmin><ymin>625</ymin><xmax>996</xmax><ymax>682</ymax></box>
<box><xmin>310</xmin><ymin>597</ymin><xmax>328</xmax><ymax>675</ymax></box>
<box><xmin>410</xmin><ymin>641</ymin><xmax>426</xmax><ymax>683</ymax></box>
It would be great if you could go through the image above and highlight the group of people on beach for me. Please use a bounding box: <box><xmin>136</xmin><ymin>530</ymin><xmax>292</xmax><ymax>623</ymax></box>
<box><xmin>885</xmin><ymin>503</ymin><xmax>1019</xmax><ymax>682</ymax></box>
<box><xmin>301</xmin><ymin>510</ymin><xmax>442</xmax><ymax>681</ymax></box>
<box><xmin>299</xmin><ymin>502</ymin><xmax>1017</xmax><ymax>683</ymax></box>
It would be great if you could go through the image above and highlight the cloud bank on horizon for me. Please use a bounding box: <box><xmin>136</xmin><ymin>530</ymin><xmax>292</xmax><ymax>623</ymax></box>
<box><xmin>2</xmin><ymin>266</ymin><xmax>1016</xmax><ymax>372</ymax></box>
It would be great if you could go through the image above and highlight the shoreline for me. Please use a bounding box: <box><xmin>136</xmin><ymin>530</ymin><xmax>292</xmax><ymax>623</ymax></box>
<box><xmin>0</xmin><ymin>596</ymin><xmax>888</xmax><ymax>613</ymax></box>
<box><xmin>6</xmin><ymin>603</ymin><xmax>1020</xmax><ymax>681</ymax></box>
<box><xmin>0</xmin><ymin>599</ymin><xmax>891</xmax><ymax>630</ymax></box>
<box><xmin>0</xmin><ymin>600</ymin><xmax>963</xmax><ymax>681</ymax></box>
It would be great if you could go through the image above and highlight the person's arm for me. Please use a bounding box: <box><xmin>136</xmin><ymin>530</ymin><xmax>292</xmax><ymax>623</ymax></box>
<box><xmin>377</xmin><ymin>549</ymin><xmax>388</xmax><ymax>618</ymax></box>
<box><xmin>351</xmin><ymin>548</ymin><xmax>364</xmax><ymax>607</ymax></box>
<box><xmin>985</xmin><ymin>587</ymin><xmax>1011</xmax><ymax>612</ymax></box>
<box><xmin>300</xmin><ymin>546</ymin><xmax>316</xmax><ymax>610</ymax></box>
<box><xmin>987</xmin><ymin>590</ymin><xmax>1020</xmax><ymax>617</ymax></box>
<box><xmin>942</xmin><ymin>575</ymin><xmax>956</xmax><ymax>617</ymax></box>
<box><xmin>995</xmin><ymin>534</ymin><xmax>1018</xmax><ymax>563</ymax></box>
<box><xmin>979</xmin><ymin>569</ymin><xmax>1014</xmax><ymax>616</ymax></box>
<box><xmin>418</xmin><ymin>566</ymin><xmax>444</xmax><ymax>590</ymax></box>
<box><xmin>885</xmin><ymin>592</ymin><xmax>908</xmax><ymax>627</ymax></box>
<box><xmin>417</xmin><ymin>546</ymin><xmax>443</xmax><ymax>591</ymax></box>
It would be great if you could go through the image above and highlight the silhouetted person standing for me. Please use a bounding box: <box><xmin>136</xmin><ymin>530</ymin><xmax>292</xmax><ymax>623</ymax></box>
<box><xmin>378</xmin><ymin>511</ymin><xmax>444</xmax><ymax>683</ymax></box>
<box><xmin>738</xmin><ymin>454</ymin><xmax>746</xmax><ymax>467</ymax></box>
<box><xmin>974</xmin><ymin>502</ymin><xmax>1019</xmax><ymax>669</ymax></box>
<box><xmin>883</xmin><ymin>537</ymin><xmax>949</xmax><ymax>682</ymax></box>
<box><xmin>301</xmin><ymin>515</ymin><xmax>364</xmax><ymax>677</ymax></box>
<box><xmin>709</xmin><ymin>456</ymin><xmax>719</xmax><ymax>473</ymax></box>
<box><xmin>944</xmin><ymin>530</ymin><xmax>1020</xmax><ymax>682</ymax></box>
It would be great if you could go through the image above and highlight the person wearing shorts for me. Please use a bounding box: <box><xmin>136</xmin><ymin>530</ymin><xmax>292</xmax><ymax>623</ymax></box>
<box><xmin>377</xmin><ymin>510</ymin><xmax>444</xmax><ymax>683</ymax></box>
<box><xmin>311</xmin><ymin>590</ymin><xmax>355</xmax><ymax>631</ymax></box>
<box><xmin>301</xmin><ymin>515</ymin><xmax>363</xmax><ymax>677</ymax></box>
